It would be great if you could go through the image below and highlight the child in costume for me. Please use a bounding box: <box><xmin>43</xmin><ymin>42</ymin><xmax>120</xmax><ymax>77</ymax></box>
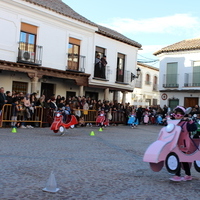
<box><xmin>96</xmin><ymin>110</ymin><xmax>106</xmax><ymax>127</ymax></box>
<box><xmin>79</xmin><ymin>116</ymin><xmax>85</xmax><ymax>127</ymax></box>
<box><xmin>127</xmin><ymin>110</ymin><xmax>138</xmax><ymax>128</ymax></box>
<box><xmin>105</xmin><ymin>108</ymin><xmax>112</xmax><ymax>126</ymax></box>
<box><xmin>11</xmin><ymin>98</ymin><xmax>20</xmax><ymax>127</ymax></box>
<box><xmin>169</xmin><ymin>106</ymin><xmax>197</xmax><ymax>182</ymax></box>
<box><xmin>156</xmin><ymin>114</ymin><xmax>163</xmax><ymax>125</ymax></box>
<box><xmin>143</xmin><ymin>110</ymin><xmax>149</xmax><ymax>125</ymax></box>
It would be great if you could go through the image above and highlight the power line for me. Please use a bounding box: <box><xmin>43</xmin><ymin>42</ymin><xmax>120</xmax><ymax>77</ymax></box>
<box><xmin>137</xmin><ymin>60</ymin><xmax>159</xmax><ymax>63</ymax></box>
<box><xmin>137</xmin><ymin>54</ymin><xmax>159</xmax><ymax>63</ymax></box>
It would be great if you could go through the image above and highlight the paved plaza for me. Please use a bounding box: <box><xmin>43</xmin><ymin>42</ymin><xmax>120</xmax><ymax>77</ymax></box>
<box><xmin>0</xmin><ymin>124</ymin><xmax>200</xmax><ymax>200</ymax></box>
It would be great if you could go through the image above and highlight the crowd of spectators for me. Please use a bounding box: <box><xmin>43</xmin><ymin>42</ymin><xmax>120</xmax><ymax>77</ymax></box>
<box><xmin>1</xmin><ymin>87</ymin><xmax>200</xmax><ymax>128</ymax></box>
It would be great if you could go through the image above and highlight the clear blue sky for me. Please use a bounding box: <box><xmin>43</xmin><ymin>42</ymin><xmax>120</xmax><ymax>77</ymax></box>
<box><xmin>63</xmin><ymin>0</ymin><xmax>200</xmax><ymax>67</ymax></box>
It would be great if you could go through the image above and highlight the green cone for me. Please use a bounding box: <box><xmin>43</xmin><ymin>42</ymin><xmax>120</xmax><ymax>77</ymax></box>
<box><xmin>90</xmin><ymin>131</ymin><xmax>95</xmax><ymax>136</ymax></box>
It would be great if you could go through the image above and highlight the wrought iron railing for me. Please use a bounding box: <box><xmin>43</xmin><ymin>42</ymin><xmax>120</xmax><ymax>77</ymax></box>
<box><xmin>17</xmin><ymin>42</ymin><xmax>43</xmax><ymax>65</ymax></box>
<box><xmin>116</xmin><ymin>69</ymin><xmax>130</xmax><ymax>84</ymax></box>
<box><xmin>153</xmin><ymin>84</ymin><xmax>158</xmax><ymax>91</ymax></box>
<box><xmin>66</xmin><ymin>53</ymin><xmax>85</xmax><ymax>72</ymax></box>
<box><xmin>93</xmin><ymin>65</ymin><xmax>110</xmax><ymax>80</ymax></box>
<box><xmin>145</xmin><ymin>81</ymin><xmax>151</xmax><ymax>85</ymax></box>
<box><xmin>163</xmin><ymin>74</ymin><xmax>179</xmax><ymax>88</ymax></box>
<box><xmin>184</xmin><ymin>72</ymin><xmax>200</xmax><ymax>87</ymax></box>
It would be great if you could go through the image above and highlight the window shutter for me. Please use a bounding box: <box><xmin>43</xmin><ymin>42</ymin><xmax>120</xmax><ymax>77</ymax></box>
<box><xmin>21</xmin><ymin>22</ymin><xmax>37</xmax><ymax>34</ymax></box>
<box><xmin>69</xmin><ymin>37</ymin><xmax>80</xmax><ymax>45</ymax></box>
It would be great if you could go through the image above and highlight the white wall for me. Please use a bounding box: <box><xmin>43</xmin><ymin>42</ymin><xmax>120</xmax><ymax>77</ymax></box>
<box><xmin>159</xmin><ymin>51</ymin><xmax>200</xmax><ymax>90</ymax></box>
<box><xmin>158</xmin><ymin>50</ymin><xmax>200</xmax><ymax>108</ymax></box>
<box><xmin>0</xmin><ymin>0</ymin><xmax>140</xmax><ymax>100</ymax></box>
<box><xmin>0</xmin><ymin>0</ymin><xmax>97</xmax><ymax>71</ymax></box>
<box><xmin>90</xmin><ymin>33</ymin><xmax>138</xmax><ymax>91</ymax></box>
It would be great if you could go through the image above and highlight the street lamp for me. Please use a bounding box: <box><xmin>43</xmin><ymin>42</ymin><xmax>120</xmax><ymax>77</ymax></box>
<box><xmin>131</xmin><ymin>67</ymin><xmax>141</xmax><ymax>81</ymax></box>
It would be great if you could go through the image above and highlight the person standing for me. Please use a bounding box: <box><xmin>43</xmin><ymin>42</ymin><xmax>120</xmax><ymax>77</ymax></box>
<box><xmin>0</xmin><ymin>87</ymin><xmax>7</xmax><ymax>113</ymax></box>
<box><xmin>94</xmin><ymin>54</ymin><xmax>101</xmax><ymax>78</ymax></box>
<box><xmin>169</xmin><ymin>106</ymin><xmax>197</xmax><ymax>181</ymax></box>
<box><xmin>136</xmin><ymin>106</ymin><xmax>143</xmax><ymax>125</ymax></box>
<box><xmin>101</xmin><ymin>55</ymin><xmax>107</xmax><ymax>79</ymax></box>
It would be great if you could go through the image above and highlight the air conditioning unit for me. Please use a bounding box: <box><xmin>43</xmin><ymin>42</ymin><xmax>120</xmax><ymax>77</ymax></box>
<box><xmin>20</xmin><ymin>50</ymin><xmax>35</xmax><ymax>62</ymax></box>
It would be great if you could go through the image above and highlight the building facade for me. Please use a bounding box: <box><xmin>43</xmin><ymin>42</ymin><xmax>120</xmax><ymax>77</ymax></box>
<box><xmin>125</xmin><ymin>62</ymin><xmax>159</xmax><ymax>107</ymax></box>
<box><xmin>0</xmin><ymin>0</ymin><xmax>141</xmax><ymax>102</ymax></box>
<box><xmin>154</xmin><ymin>38</ymin><xmax>200</xmax><ymax>109</ymax></box>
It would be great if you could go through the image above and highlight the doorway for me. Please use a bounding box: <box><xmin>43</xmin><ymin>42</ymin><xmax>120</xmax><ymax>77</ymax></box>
<box><xmin>41</xmin><ymin>83</ymin><xmax>54</xmax><ymax>100</ymax></box>
<box><xmin>184</xmin><ymin>97</ymin><xmax>198</xmax><ymax>108</ymax></box>
<box><xmin>169</xmin><ymin>99</ymin><xmax>179</xmax><ymax>110</ymax></box>
<box><xmin>85</xmin><ymin>91</ymin><xmax>98</xmax><ymax>100</ymax></box>
<box><xmin>66</xmin><ymin>91</ymin><xmax>76</xmax><ymax>100</ymax></box>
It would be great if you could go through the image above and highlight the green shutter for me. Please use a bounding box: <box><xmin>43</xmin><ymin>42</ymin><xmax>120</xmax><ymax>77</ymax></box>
<box><xmin>166</xmin><ymin>63</ymin><xmax>178</xmax><ymax>85</ymax></box>
<box><xmin>193</xmin><ymin>65</ymin><xmax>200</xmax><ymax>86</ymax></box>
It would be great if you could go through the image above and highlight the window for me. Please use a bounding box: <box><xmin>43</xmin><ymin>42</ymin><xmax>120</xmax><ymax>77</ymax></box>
<box><xmin>153</xmin><ymin>76</ymin><xmax>158</xmax><ymax>90</ymax></box>
<box><xmin>145</xmin><ymin>74</ymin><xmax>150</xmax><ymax>85</ymax></box>
<box><xmin>193</xmin><ymin>61</ymin><xmax>200</xmax><ymax>86</ymax></box>
<box><xmin>20</xmin><ymin>23</ymin><xmax>37</xmax><ymax>53</ymax></box>
<box><xmin>67</xmin><ymin>38</ymin><xmax>80</xmax><ymax>71</ymax></box>
<box><xmin>18</xmin><ymin>23</ymin><xmax>38</xmax><ymax>63</ymax></box>
<box><xmin>153</xmin><ymin>76</ymin><xmax>157</xmax><ymax>84</ymax></box>
<box><xmin>95</xmin><ymin>46</ymin><xmax>105</xmax><ymax>58</ymax></box>
<box><xmin>94</xmin><ymin>47</ymin><xmax>106</xmax><ymax>78</ymax></box>
<box><xmin>152</xmin><ymin>99</ymin><xmax>157</xmax><ymax>106</ymax></box>
<box><xmin>12</xmin><ymin>81</ymin><xmax>28</xmax><ymax>94</ymax></box>
<box><xmin>116</xmin><ymin>53</ymin><xmax>125</xmax><ymax>82</ymax></box>
<box><xmin>165</xmin><ymin>62</ymin><xmax>178</xmax><ymax>87</ymax></box>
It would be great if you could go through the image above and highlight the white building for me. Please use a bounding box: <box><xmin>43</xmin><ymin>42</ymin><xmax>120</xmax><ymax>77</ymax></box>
<box><xmin>125</xmin><ymin>62</ymin><xmax>159</xmax><ymax>107</ymax></box>
<box><xmin>0</xmin><ymin>0</ymin><xmax>141</xmax><ymax>102</ymax></box>
<box><xmin>154</xmin><ymin>38</ymin><xmax>200</xmax><ymax>109</ymax></box>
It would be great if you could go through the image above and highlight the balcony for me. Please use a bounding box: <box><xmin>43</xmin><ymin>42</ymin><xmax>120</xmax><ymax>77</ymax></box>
<box><xmin>153</xmin><ymin>84</ymin><xmax>158</xmax><ymax>91</ymax></box>
<box><xmin>17</xmin><ymin>42</ymin><xmax>43</xmax><ymax>65</ymax></box>
<box><xmin>115</xmin><ymin>70</ymin><xmax>130</xmax><ymax>85</ymax></box>
<box><xmin>162</xmin><ymin>74</ymin><xmax>179</xmax><ymax>88</ymax></box>
<box><xmin>66</xmin><ymin>53</ymin><xmax>85</xmax><ymax>73</ymax></box>
<box><xmin>93</xmin><ymin>65</ymin><xmax>110</xmax><ymax>81</ymax></box>
<box><xmin>184</xmin><ymin>72</ymin><xmax>200</xmax><ymax>87</ymax></box>
<box><xmin>145</xmin><ymin>81</ymin><xmax>151</xmax><ymax>85</ymax></box>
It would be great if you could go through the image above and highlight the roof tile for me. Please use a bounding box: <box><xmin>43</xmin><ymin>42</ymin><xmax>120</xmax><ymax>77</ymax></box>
<box><xmin>154</xmin><ymin>38</ymin><xmax>200</xmax><ymax>55</ymax></box>
<box><xmin>22</xmin><ymin>0</ymin><xmax>141</xmax><ymax>48</ymax></box>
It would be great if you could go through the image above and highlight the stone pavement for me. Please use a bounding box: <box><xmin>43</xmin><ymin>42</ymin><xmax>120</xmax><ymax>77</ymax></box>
<box><xmin>0</xmin><ymin>124</ymin><xmax>200</xmax><ymax>200</ymax></box>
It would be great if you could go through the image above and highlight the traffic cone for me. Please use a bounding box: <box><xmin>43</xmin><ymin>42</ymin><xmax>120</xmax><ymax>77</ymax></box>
<box><xmin>43</xmin><ymin>171</ymin><xmax>59</xmax><ymax>193</ymax></box>
<box><xmin>99</xmin><ymin>127</ymin><xmax>103</xmax><ymax>132</ymax></box>
<box><xmin>90</xmin><ymin>131</ymin><xmax>95</xmax><ymax>136</ymax></box>
<box><xmin>11</xmin><ymin>127</ymin><xmax>17</xmax><ymax>133</ymax></box>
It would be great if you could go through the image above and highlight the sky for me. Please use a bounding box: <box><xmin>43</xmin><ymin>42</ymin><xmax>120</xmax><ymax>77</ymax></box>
<box><xmin>63</xmin><ymin>0</ymin><xmax>200</xmax><ymax>68</ymax></box>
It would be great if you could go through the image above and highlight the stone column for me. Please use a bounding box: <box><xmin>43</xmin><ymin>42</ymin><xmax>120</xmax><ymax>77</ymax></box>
<box><xmin>30</xmin><ymin>76</ymin><xmax>39</xmax><ymax>94</ymax></box>
<box><xmin>104</xmin><ymin>88</ymin><xmax>109</xmax><ymax>101</ymax></box>
<box><xmin>122</xmin><ymin>91</ymin><xmax>127</xmax><ymax>104</ymax></box>
<box><xmin>79</xmin><ymin>85</ymin><xmax>84</xmax><ymax>97</ymax></box>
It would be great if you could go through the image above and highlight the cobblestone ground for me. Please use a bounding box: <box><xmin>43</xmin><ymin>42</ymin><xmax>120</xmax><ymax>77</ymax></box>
<box><xmin>0</xmin><ymin>124</ymin><xmax>200</xmax><ymax>200</ymax></box>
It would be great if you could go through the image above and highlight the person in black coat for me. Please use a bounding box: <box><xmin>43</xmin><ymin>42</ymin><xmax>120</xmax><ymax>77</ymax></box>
<box><xmin>0</xmin><ymin>87</ymin><xmax>7</xmax><ymax>111</ymax></box>
<box><xmin>6</xmin><ymin>91</ymin><xmax>13</xmax><ymax>104</ymax></box>
<box><xmin>100</xmin><ymin>55</ymin><xmax>107</xmax><ymax>79</ymax></box>
<box><xmin>94</xmin><ymin>54</ymin><xmax>101</xmax><ymax>78</ymax></box>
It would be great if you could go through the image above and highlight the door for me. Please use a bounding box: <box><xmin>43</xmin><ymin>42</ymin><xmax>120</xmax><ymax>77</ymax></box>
<box><xmin>41</xmin><ymin>83</ymin><xmax>54</xmax><ymax>100</ymax></box>
<box><xmin>66</xmin><ymin>91</ymin><xmax>76</xmax><ymax>100</ymax></box>
<box><xmin>184</xmin><ymin>97</ymin><xmax>198</xmax><ymax>108</ymax></box>
<box><xmin>85</xmin><ymin>91</ymin><xmax>98</xmax><ymax>101</ymax></box>
<box><xmin>169</xmin><ymin>99</ymin><xmax>179</xmax><ymax>110</ymax></box>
